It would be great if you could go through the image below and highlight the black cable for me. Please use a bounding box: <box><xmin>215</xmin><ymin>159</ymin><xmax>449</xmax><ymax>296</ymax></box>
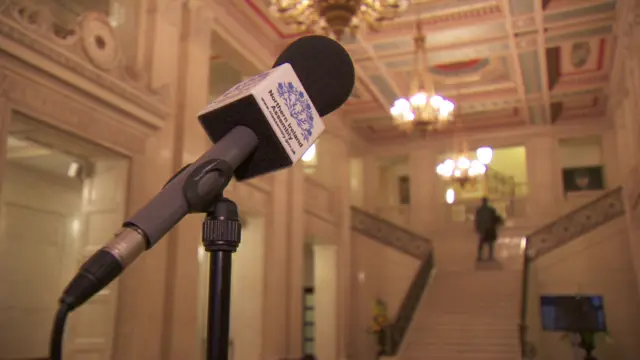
<box><xmin>50</xmin><ymin>302</ymin><xmax>70</xmax><ymax>360</ymax></box>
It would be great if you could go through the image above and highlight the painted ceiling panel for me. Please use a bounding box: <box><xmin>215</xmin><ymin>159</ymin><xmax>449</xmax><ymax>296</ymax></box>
<box><xmin>231</xmin><ymin>0</ymin><xmax>617</xmax><ymax>142</ymax></box>
<box><xmin>544</xmin><ymin>1</ymin><xmax>616</xmax><ymax>23</ymax></box>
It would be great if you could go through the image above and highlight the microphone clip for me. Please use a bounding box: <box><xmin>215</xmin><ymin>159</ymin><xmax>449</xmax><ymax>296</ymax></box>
<box><xmin>182</xmin><ymin>158</ymin><xmax>234</xmax><ymax>213</ymax></box>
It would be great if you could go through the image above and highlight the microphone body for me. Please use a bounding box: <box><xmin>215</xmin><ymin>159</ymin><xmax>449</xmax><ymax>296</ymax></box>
<box><xmin>61</xmin><ymin>126</ymin><xmax>259</xmax><ymax>310</ymax></box>
<box><xmin>60</xmin><ymin>63</ymin><xmax>326</xmax><ymax>310</ymax></box>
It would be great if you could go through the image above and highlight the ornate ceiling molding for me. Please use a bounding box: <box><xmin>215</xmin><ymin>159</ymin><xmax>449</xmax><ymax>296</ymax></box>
<box><xmin>0</xmin><ymin>0</ymin><xmax>171</xmax><ymax>130</ymax></box>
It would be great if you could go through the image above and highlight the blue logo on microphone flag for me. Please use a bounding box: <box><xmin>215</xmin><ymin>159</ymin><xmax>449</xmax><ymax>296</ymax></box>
<box><xmin>276</xmin><ymin>82</ymin><xmax>314</xmax><ymax>142</ymax></box>
<box><xmin>253</xmin><ymin>63</ymin><xmax>324</xmax><ymax>163</ymax></box>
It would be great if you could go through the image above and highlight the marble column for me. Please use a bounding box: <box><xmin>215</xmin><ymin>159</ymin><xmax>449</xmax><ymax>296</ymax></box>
<box><xmin>263</xmin><ymin>169</ymin><xmax>291</xmax><ymax>360</ymax></box>
<box><xmin>287</xmin><ymin>163</ymin><xmax>305</xmax><ymax>358</ymax></box>
<box><xmin>362</xmin><ymin>155</ymin><xmax>381</xmax><ymax>212</ymax></box>
<box><xmin>333</xmin><ymin>133</ymin><xmax>353</xmax><ymax>360</ymax></box>
<box><xmin>112</xmin><ymin>0</ymin><xmax>182</xmax><ymax>359</ymax></box>
<box><xmin>602</xmin><ymin>130</ymin><xmax>622</xmax><ymax>187</ymax></box>
<box><xmin>408</xmin><ymin>148</ymin><xmax>442</xmax><ymax>235</ymax></box>
<box><xmin>158</xmin><ymin>1</ymin><xmax>214</xmax><ymax>359</ymax></box>
<box><xmin>525</xmin><ymin>137</ymin><xmax>563</xmax><ymax>223</ymax></box>
<box><xmin>314</xmin><ymin>245</ymin><xmax>339</xmax><ymax>360</ymax></box>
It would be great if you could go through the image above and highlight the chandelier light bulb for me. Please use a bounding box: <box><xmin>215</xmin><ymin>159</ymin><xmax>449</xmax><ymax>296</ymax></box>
<box><xmin>469</xmin><ymin>160</ymin><xmax>486</xmax><ymax>176</ymax></box>
<box><xmin>436</xmin><ymin>163</ymin><xmax>453</xmax><ymax>177</ymax></box>
<box><xmin>410</xmin><ymin>92</ymin><xmax>428</xmax><ymax>107</ymax></box>
<box><xmin>404</xmin><ymin>111</ymin><xmax>415</xmax><ymax>121</ymax></box>
<box><xmin>476</xmin><ymin>146</ymin><xmax>493</xmax><ymax>165</ymax></box>
<box><xmin>453</xmin><ymin>168</ymin><xmax>462</xmax><ymax>177</ymax></box>
<box><xmin>429</xmin><ymin>95</ymin><xmax>443</xmax><ymax>107</ymax></box>
<box><xmin>441</xmin><ymin>100</ymin><xmax>455</xmax><ymax>113</ymax></box>
<box><xmin>457</xmin><ymin>156</ymin><xmax>470</xmax><ymax>169</ymax></box>
<box><xmin>392</xmin><ymin>98</ymin><xmax>411</xmax><ymax>112</ymax></box>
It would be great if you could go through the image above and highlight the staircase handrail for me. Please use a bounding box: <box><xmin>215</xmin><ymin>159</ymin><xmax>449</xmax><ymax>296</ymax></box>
<box><xmin>526</xmin><ymin>186</ymin><xmax>625</xmax><ymax>259</ymax></box>
<box><xmin>351</xmin><ymin>206</ymin><xmax>435</xmax><ymax>356</ymax></box>
<box><xmin>518</xmin><ymin>186</ymin><xmax>625</xmax><ymax>357</ymax></box>
<box><xmin>351</xmin><ymin>206</ymin><xmax>433</xmax><ymax>259</ymax></box>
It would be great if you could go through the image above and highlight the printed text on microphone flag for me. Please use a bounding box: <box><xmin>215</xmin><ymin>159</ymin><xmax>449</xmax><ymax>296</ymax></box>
<box><xmin>261</xmin><ymin>89</ymin><xmax>304</xmax><ymax>155</ymax></box>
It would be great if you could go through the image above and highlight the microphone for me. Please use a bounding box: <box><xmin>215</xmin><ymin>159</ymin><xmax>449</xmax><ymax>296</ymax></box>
<box><xmin>57</xmin><ymin>35</ymin><xmax>355</xmax><ymax>313</ymax></box>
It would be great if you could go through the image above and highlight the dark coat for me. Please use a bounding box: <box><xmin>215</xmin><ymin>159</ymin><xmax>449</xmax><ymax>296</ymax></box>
<box><xmin>475</xmin><ymin>204</ymin><xmax>503</xmax><ymax>242</ymax></box>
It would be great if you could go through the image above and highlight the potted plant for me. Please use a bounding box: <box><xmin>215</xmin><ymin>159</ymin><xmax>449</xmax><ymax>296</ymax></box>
<box><xmin>560</xmin><ymin>331</ymin><xmax>613</xmax><ymax>360</ymax></box>
<box><xmin>367</xmin><ymin>298</ymin><xmax>390</xmax><ymax>356</ymax></box>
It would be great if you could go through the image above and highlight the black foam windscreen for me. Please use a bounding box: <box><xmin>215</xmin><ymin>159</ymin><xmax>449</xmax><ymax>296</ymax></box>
<box><xmin>273</xmin><ymin>35</ymin><xmax>356</xmax><ymax>117</ymax></box>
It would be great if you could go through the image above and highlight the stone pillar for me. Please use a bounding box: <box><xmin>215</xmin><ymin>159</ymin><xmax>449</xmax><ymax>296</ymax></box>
<box><xmin>525</xmin><ymin>137</ymin><xmax>563</xmax><ymax>223</ymax></box>
<box><xmin>159</xmin><ymin>1</ymin><xmax>213</xmax><ymax>359</ymax></box>
<box><xmin>112</xmin><ymin>0</ymin><xmax>182</xmax><ymax>359</ymax></box>
<box><xmin>287</xmin><ymin>163</ymin><xmax>306</xmax><ymax>358</ymax></box>
<box><xmin>333</xmin><ymin>133</ymin><xmax>353</xmax><ymax>360</ymax></box>
<box><xmin>361</xmin><ymin>155</ymin><xmax>381</xmax><ymax>211</ymax></box>
<box><xmin>264</xmin><ymin>170</ymin><xmax>291</xmax><ymax>360</ymax></box>
<box><xmin>602</xmin><ymin>130</ymin><xmax>622</xmax><ymax>187</ymax></box>
<box><xmin>408</xmin><ymin>148</ymin><xmax>442</xmax><ymax>234</ymax></box>
<box><xmin>314</xmin><ymin>245</ymin><xmax>339</xmax><ymax>360</ymax></box>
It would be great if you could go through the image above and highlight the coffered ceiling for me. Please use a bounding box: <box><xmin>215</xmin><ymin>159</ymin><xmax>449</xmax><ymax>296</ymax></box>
<box><xmin>222</xmin><ymin>0</ymin><xmax>617</xmax><ymax>143</ymax></box>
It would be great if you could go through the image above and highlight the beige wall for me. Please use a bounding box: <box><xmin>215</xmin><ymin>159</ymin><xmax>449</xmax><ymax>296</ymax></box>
<box><xmin>527</xmin><ymin>217</ymin><xmax>640</xmax><ymax>359</ymax></box>
<box><xmin>609</xmin><ymin>0</ymin><xmax>640</xmax><ymax>294</ymax></box>
<box><xmin>351</xmin><ymin>232</ymin><xmax>420</xmax><ymax>360</ymax></box>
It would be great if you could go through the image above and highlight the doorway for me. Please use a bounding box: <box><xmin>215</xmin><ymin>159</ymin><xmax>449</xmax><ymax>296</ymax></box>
<box><xmin>0</xmin><ymin>112</ymin><xmax>129</xmax><ymax>360</ymax></box>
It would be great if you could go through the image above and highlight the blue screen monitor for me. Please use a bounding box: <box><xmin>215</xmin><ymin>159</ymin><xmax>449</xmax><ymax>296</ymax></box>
<box><xmin>540</xmin><ymin>295</ymin><xmax>607</xmax><ymax>332</ymax></box>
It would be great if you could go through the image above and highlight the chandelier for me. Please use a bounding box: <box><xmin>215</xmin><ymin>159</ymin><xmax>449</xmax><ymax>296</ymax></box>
<box><xmin>268</xmin><ymin>0</ymin><xmax>409</xmax><ymax>40</ymax></box>
<box><xmin>436</xmin><ymin>147</ymin><xmax>493</xmax><ymax>187</ymax></box>
<box><xmin>390</xmin><ymin>20</ymin><xmax>455</xmax><ymax>132</ymax></box>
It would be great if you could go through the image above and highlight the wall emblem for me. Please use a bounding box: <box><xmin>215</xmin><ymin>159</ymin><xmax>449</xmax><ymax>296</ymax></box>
<box><xmin>570</xmin><ymin>41</ymin><xmax>591</xmax><ymax>69</ymax></box>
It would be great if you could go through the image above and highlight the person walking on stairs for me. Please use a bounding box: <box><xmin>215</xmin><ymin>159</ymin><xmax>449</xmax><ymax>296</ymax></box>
<box><xmin>474</xmin><ymin>197</ymin><xmax>503</xmax><ymax>262</ymax></box>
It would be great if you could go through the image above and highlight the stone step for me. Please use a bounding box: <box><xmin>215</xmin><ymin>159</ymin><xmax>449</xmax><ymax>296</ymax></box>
<box><xmin>416</xmin><ymin>313</ymin><xmax>519</xmax><ymax>321</ymax></box>
<box><xmin>408</xmin><ymin>336</ymin><xmax>520</xmax><ymax>346</ymax></box>
<box><xmin>404</xmin><ymin>352</ymin><xmax>519</xmax><ymax>360</ymax></box>
<box><xmin>404</xmin><ymin>356</ymin><xmax>518</xmax><ymax>360</ymax></box>
<box><xmin>405</xmin><ymin>344</ymin><xmax>520</xmax><ymax>353</ymax></box>
<box><xmin>406</xmin><ymin>344</ymin><xmax>520</xmax><ymax>353</ymax></box>
<box><xmin>424</xmin><ymin>299</ymin><xmax>520</xmax><ymax>306</ymax></box>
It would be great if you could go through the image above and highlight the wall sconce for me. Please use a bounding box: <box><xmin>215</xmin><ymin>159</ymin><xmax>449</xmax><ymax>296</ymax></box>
<box><xmin>445</xmin><ymin>188</ymin><xmax>455</xmax><ymax>204</ymax></box>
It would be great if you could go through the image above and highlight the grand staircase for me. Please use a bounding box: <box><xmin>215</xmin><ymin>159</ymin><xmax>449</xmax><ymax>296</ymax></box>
<box><xmin>351</xmin><ymin>187</ymin><xmax>628</xmax><ymax>360</ymax></box>
<box><xmin>400</xmin><ymin>229</ymin><xmax>523</xmax><ymax>360</ymax></box>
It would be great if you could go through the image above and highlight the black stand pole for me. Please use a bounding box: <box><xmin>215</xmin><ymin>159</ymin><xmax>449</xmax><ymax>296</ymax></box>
<box><xmin>201</xmin><ymin>196</ymin><xmax>241</xmax><ymax>360</ymax></box>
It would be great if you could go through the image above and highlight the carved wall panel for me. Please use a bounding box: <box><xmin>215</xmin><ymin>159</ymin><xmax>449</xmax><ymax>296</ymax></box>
<box><xmin>0</xmin><ymin>0</ymin><xmax>171</xmax><ymax>129</ymax></box>
<box><xmin>0</xmin><ymin>63</ymin><xmax>150</xmax><ymax>156</ymax></box>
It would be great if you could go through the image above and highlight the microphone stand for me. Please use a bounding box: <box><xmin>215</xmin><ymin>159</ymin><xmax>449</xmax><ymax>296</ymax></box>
<box><xmin>200</xmin><ymin>196</ymin><xmax>241</xmax><ymax>360</ymax></box>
